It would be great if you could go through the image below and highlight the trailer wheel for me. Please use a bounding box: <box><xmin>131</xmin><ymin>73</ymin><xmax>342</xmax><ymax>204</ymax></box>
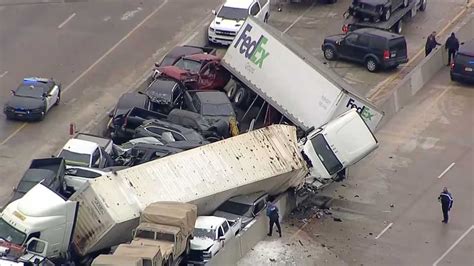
<box><xmin>226</xmin><ymin>80</ymin><xmax>238</xmax><ymax>100</ymax></box>
<box><xmin>394</xmin><ymin>19</ymin><xmax>403</xmax><ymax>34</ymax></box>
<box><xmin>419</xmin><ymin>0</ymin><xmax>427</xmax><ymax>11</ymax></box>
<box><xmin>323</xmin><ymin>47</ymin><xmax>337</xmax><ymax>60</ymax></box>
<box><xmin>383</xmin><ymin>7</ymin><xmax>391</xmax><ymax>21</ymax></box>
<box><xmin>365</xmin><ymin>57</ymin><xmax>378</xmax><ymax>72</ymax></box>
<box><xmin>403</xmin><ymin>0</ymin><xmax>409</xmax><ymax>7</ymax></box>
<box><xmin>234</xmin><ymin>87</ymin><xmax>248</xmax><ymax>107</ymax></box>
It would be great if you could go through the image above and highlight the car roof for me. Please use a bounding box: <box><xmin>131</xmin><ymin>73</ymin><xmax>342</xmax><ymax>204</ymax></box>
<box><xmin>227</xmin><ymin>191</ymin><xmax>267</xmax><ymax>205</ymax></box>
<box><xmin>224</xmin><ymin>0</ymin><xmax>254</xmax><ymax>9</ymax></box>
<box><xmin>161</xmin><ymin>46</ymin><xmax>206</xmax><ymax>66</ymax></box>
<box><xmin>458</xmin><ymin>39</ymin><xmax>474</xmax><ymax>57</ymax></box>
<box><xmin>354</xmin><ymin>28</ymin><xmax>403</xmax><ymax>40</ymax></box>
<box><xmin>117</xmin><ymin>93</ymin><xmax>148</xmax><ymax>109</ymax></box>
<box><xmin>17</xmin><ymin>77</ymin><xmax>55</xmax><ymax>93</ymax></box>
<box><xmin>195</xmin><ymin>216</ymin><xmax>227</xmax><ymax>229</ymax></box>
<box><xmin>148</xmin><ymin>77</ymin><xmax>180</xmax><ymax>92</ymax></box>
<box><xmin>194</xmin><ymin>91</ymin><xmax>231</xmax><ymax>105</ymax></box>
<box><xmin>184</xmin><ymin>53</ymin><xmax>220</xmax><ymax>62</ymax></box>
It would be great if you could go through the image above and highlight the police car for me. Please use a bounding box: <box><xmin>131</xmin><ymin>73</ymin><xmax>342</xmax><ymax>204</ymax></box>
<box><xmin>3</xmin><ymin>77</ymin><xmax>61</xmax><ymax>121</ymax></box>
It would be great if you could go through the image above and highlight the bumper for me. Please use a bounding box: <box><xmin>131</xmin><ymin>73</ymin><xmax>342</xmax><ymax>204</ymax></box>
<box><xmin>381</xmin><ymin>57</ymin><xmax>409</xmax><ymax>68</ymax></box>
<box><xmin>208</xmin><ymin>29</ymin><xmax>235</xmax><ymax>46</ymax></box>
<box><xmin>4</xmin><ymin>109</ymin><xmax>44</xmax><ymax>120</ymax></box>
<box><xmin>451</xmin><ymin>71</ymin><xmax>474</xmax><ymax>83</ymax></box>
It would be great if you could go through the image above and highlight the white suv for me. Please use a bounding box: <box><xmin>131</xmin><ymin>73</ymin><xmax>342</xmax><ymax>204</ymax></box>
<box><xmin>208</xmin><ymin>0</ymin><xmax>270</xmax><ymax>45</ymax></box>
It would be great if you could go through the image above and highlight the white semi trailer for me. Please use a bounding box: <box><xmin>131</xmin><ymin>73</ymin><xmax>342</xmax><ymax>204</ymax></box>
<box><xmin>222</xmin><ymin>16</ymin><xmax>384</xmax><ymax>132</ymax></box>
<box><xmin>0</xmin><ymin>110</ymin><xmax>377</xmax><ymax>263</ymax></box>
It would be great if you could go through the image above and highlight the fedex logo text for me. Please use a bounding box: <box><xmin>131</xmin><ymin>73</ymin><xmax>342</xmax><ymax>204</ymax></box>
<box><xmin>234</xmin><ymin>24</ymin><xmax>269</xmax><ymax>68</ymax></box>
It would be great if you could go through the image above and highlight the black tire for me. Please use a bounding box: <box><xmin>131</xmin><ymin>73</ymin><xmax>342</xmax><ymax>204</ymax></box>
<box><xmin>323</xmin><ymin>46</ymin><xmax>337</xmax><ymax>60</ymax></box>
<box><xmin>403</xmin><ymin>0</ymin><xmax>409</xmax><ymax>8</ymax></box>
<box><xmin>383</xmin><ymin>7</ymin><xmax>391</xmax><ymax>21</ymax></box>
<box><xmin>55</xmin><ymin>93</ymin><xmax>60</xmax><ymax>106</ymax></box>
<box><xmin>226</xmin><ymin>80</ymin><xmax>238</xmax><ymax>100</ymax></box>
<box><xmin>419</xmin><ymin>0</ymin><xmax>427</xmax><ymax>11</ymax></box>
<box><xmin>394</xmin><ymin>20</ymin><xmax>403</xmax><ymax>34</ymax></box>
<box><xmin>365</xmin><ymin>57</ymin><xmax>378</xmax><ymax>72</ymax></box>
<box><xmin>234</xmin><ymin>87</ymin><xmax>248</xmax><ymax>107</ymax></box>
<box><xmin>264</xmin><ymin>13</ymin><xmax>269</xmax><ymax>23</ymax></box>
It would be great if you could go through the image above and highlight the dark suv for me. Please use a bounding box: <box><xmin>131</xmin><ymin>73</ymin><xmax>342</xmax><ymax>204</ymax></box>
<box><xmin>450</xmin><ymin>39</ymin><xmax>474</xmax><ymax>83</ymax></box>
<box><xmin>322</xmin><ymin>28</ymin><xmax>408</xmax><ymax>72</ymax></box>
<box><xmin>349</xmin><ymin>0</ymin><xmax>409</xmax><ymax>21</ymax></box>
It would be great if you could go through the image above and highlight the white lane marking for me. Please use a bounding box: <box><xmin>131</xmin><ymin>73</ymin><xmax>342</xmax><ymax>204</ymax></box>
<box><xmin>283</xmin><ymin>2</ymin><xmax>315</xmax><ymax>33</ymax></box>
<box><xmin>433</xmin><ymin>225</ymin><xmax>474</xmax><ymax>266</ymax></box>
<box><xmin>63</xmin><ymin>0</ymin><xmax>169</xmax><ymax>93</ymax></box>
<box><xmin>0</xmin><ymin>123</ymin><xmax>27</xmax><ymax>146</ymax></box>
<box><xmin>179</xmin><ymin>14</ymin><xmax>212</xmax><ymax>46</ymax></box>
<box><xmin>375</xmin><ymin>222</ymin><xmax>393</xmax><ymax>240</ymax></box>
<box><xmin>0</xmin><ymin>71</ymin><xmax>8</xmax><ymax>79</ymax></box>
<box><xmin>121</xmin><ymin>7</ymin><xmax>143</xmax><ymax>21</ymax></box>
<box><xmin>438</xmin><ymin>162</ymin><xmax>455</xmax><ymax>178</ymax></box>
<box><xmin>58</xmin><ymin>13</ymin><xmax>76</xmax><ymax>29</ymax></box>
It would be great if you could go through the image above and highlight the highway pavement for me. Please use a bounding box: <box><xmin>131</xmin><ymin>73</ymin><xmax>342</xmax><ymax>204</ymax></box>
<box><xmin>0</xmin><ymin>0</ymin><xmax>221</xmax><ymax>205</ymax></box>
<box><xmin>259</xmin><ymin>68</ymin><xmax>473</xmax><ymax>265</ymax></box>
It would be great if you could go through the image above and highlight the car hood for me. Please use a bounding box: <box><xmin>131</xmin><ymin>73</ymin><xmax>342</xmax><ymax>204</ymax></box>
<box><xmin>325</xmin><ymin>34</ymin><xmax>345</xmax><ymax>43</ymax></box>
<box><xmin>212</xmin><ymin>16</ymin><xmax>246</xmax><ymax>31</ymax></box>
<box><xmin>190</xmin><ymin>237</ymin><xmax>214</xmax><ymax>251</ymax></box>
<box><xmin>355</xmin><ymin>0</ymin><xmax>387</xmax><ymax>5</ymax></box>
<box><xmin>213</xmin><ymin>211</ymin><xmax>241</xmax><ymax>222</ymax></box>
<box><xmin>6</xmin><ymin>96</ymin><xmax>43</xmax><ymax>109</ymax></box>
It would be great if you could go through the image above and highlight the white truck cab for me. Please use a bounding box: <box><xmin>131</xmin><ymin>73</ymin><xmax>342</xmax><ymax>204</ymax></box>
<box><xmin>58</xmin><ymin>134</ymin><xmax>113</xmax><ymax>168</ymax></box>
<box><xmin>302</xmin><ymin>109</ymin><xmax>378</xmax><ymax>184</ymax></box>
<box><xmin>208</xmin><ymin>0</ymin><xmax>270</xmax><ymax>45</ymax></box>
<box><xmin>0</xmin><ymin>184</ymin><xmax>78</xmax><ymax>261</ymax></box>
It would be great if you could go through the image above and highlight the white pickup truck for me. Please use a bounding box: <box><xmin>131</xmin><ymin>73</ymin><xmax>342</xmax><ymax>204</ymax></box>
<box><xmin>58</xmin><ymin>133</ymin><xmax>114</xmax><ymax>168</ymax></box>
<box><xmin>208</xmin><ymin>0</ymin><xmax>270</xmax><ymax>45</ymax></box>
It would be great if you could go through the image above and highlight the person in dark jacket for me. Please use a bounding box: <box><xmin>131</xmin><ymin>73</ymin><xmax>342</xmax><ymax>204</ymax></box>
<box><xmin>425</xmin><ymin>31</ymin><xmax>441</xmax><ymax>56</ymax></box>
<box><xmin>266</xmin><ymin>200</ymin><xmax>282</xmax><ymax>237</ymax></box>
<box><xmin>445</xmin><ymin>32</ymin><xmax>460</xmax><ymax>65</ymax></box>
<box><xmin>438</xmin><ymin>187</ymin><xmax>454</xmax><ymax>223</ymax></box>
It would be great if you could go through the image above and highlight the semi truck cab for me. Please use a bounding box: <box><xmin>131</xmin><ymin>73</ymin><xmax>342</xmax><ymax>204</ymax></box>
<box><xmin>302</xmin><ymin>109</ymin><xmax>378</xmax><ymax>182</ymax></box>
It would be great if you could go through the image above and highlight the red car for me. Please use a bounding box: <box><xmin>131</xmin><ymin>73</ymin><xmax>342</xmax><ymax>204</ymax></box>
<box><xmin>155</xmin><ymin>53</ymin><xmax>230</xmax><ymax>91</ymax></box>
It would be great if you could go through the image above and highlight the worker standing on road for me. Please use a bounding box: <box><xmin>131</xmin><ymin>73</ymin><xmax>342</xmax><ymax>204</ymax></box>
<box><xmin>445</xmin><ymin>32</ymin><xmax>460</xmax><ymax>65</ymax></box>
<box><xmin>266</xmin><ymin>199</ymin><xmax>282</xmax><ymax>237</ymax></box>
<box><xmin>425</xmin><ymin>31</ymin><xmax>441</xmax><ymax>56</ymax></box>
<box><xmin>438</xmin><ymin>187</ymin><xmax>454</xmax><ymax>223</ymax></box>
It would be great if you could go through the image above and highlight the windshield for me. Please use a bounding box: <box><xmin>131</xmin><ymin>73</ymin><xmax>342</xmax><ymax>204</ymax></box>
<box><xmin>157</xmin><ymin>232</ymin><xmax>175</xmax><ymax>242</ymax></box>
<box><xmin>194</xmin><ymin>228</ymin><xmax>216</xmax><ymax>239</ymax></box>
<box><xmin>16</xmin><ymin>181</ymin><xmax>40</xmax><ymax>193</ymax></box>
<box><xmin>58</xmin><ymin>150</ymin><xmax>90</xmax><ymax>167</ymax></box>
<box><xmin>217</xmin><ymin>6</ymin><xmax>248</xmax><ymax>20</ymax></box>
<box><xmin>310</xmin><ymin>134</ymin><xmax>343</xmax><ymax>175</ymax></box>
<box><xmin>15</xmin><ymin>85</ymin><xmax>44</xmax><ymax>98</ymax></box>
<box><xmin>217</xmin><ymin>201</ymin><xmax>251</xmax><ymax>216</ymax></box>
<box><xmin>174</xmin><ymin>58</ymin><xmax>202</xmax><ymax>73</ymax></box>
<box><xmin>0</xmin><ymin>218</ymin><xmax>27</xmax><ymax>245</ymax></box>
<box><xmin>201</xmin><ymin>103</ymin><xmax>235</xmax><ymax>117</ymax></box>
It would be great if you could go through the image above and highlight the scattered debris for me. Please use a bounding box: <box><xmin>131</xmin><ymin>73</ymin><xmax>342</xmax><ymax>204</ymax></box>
<box><xmin>369</xmin><ymin>233</ymin><xmax>373</xmax><ymax>235</ymax></box>
<box><xmin>390</xmin><ymin>204</ymin><xmax>395</xmax><ymax>208</ymax></box>
<box><xmin>354</xmin><ymin>194</ymin><xmax>360</xmax><ymax>198</ymax></box>
<box><xmin>269</xmin><ymin>258</ymin><xmax>276</xmax><ymax>262</ymax></box>
<box><xmin>307</xmin><ymin>255</ymin><xmax>312</xmax><ymax>258</ymax></box>
<box><xmin>341</xmin><ymin>184</ymin><xmax>347</xmax><ymax>187</ymax></box>
<box><xmin>298</xmin><ymin>240</ymin><xmax>304</xmax><ymax>246</ymax></box>
<box><xmin>321</xmin><ymin>243</ymin><xmax>326</xmax><ymax>247</ymax></box>
<box><xmin>333</xmin><ymin>217</ymin><xmax>342</xmax><ymax>222</ymax></box>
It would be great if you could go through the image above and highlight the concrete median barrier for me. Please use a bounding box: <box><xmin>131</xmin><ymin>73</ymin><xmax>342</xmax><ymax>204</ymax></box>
<box><xmin>376</xmin><ymin>12</ymin><xmax>474</xmax><ymax>129</ymax></box>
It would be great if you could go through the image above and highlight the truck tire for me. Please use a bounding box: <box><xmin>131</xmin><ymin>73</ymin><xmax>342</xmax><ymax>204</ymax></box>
<box><xmin>383</xmin><ymin>7</ymin><xmax>391</xmax><ymax>21</ymax></box>
<box><xmin>323</xmin><ymin>47</ymin><xmax>337</xmax><ymax>60</ymax></box>
<box><xmin>234</xmin><ymin>87</ymin><xmax>248</xmax><ymax>107</ymax></box>
<box><xmin>365</xmin><ymin>57</ymin><xmax>378</xmax><ymax>72</ymax></box>
<box><xmin>394</xmin><ymin>19</ymin><xmax>403</xmax><ymax>34</ymax></box>
<box><xmin>225</xmin><ymin>79</ymin><xmax>238</xmax><ymax>100</ymax></box>
<box><xmin>419</xmin><ymin>0</ymin><xmax>427</xmax><ymax>11</ymax></box>
<box><xmin>403</xmin><ymin>0</ymin><xmax>409</xmax><ymax>7</ymax></box>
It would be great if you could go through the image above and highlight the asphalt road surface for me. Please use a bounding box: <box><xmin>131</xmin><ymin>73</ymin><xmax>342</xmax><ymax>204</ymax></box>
<box><xmin>241</xmin><ymin>67</ymin><xmax>473</xmax><ymax>265</ymax></box>
<box><xmin>0</xmin><ymin>0</ymin><xmax>221</xmax><ymax>205</ymax></box>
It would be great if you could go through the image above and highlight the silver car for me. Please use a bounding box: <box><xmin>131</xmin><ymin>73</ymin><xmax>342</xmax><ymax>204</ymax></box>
<box><xmin>213</xmin><ymin>191</ymin><xmax>268</xmax><ymax>231</ymax></box>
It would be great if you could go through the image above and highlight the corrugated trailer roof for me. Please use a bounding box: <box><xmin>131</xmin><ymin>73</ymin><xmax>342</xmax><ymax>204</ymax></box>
<box><xmin>71</xmin><ymin>125</ymin><xmax>307</xmax><ymax>255</ymax></box>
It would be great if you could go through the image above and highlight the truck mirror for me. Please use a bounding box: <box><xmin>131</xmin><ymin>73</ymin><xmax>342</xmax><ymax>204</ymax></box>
<box><xmin>12</xmin><ymin>187</ymin><xmax>16</xmax><ymax>192</ymax></box>
<box><xmin>154</xmin><ymin>62</ymin><xmax>160</xmax><ymax>68</ymax></box>
<box><xmin>108</xmin><ymin>110</ymin><xmax>114</xmax><ymax>117</ymax></box>
<box><xmin>219</xmin><ymin>236</ymin><xmax>225</xmax><ymax>241</ymax></box>
<box><xmin>211</xmin><ymin>9</ymin><xmax>216</xmax><ymax>15</ymax></box>
<box><xmin>10</xmin><ymin>90</ymin><xmax>15</xmax><ymax>96</ymax></box>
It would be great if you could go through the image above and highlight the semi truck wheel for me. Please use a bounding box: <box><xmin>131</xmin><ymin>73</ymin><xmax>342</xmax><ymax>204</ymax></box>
<box><xmin>419</xmin><ymin>0</ymin><xmax>427</xmax><ymax>11</ymax></box>
<box><xmin>234</xmin><ymin>87</ymin><xmax>248</xmax><ymax>107</ymax></box>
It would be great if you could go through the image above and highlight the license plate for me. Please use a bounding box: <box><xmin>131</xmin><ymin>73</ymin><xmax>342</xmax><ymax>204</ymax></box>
<box><xmin>465</xmin><ymin>67</ymin><xmax>473</xmax><ymax>72</ymax></box>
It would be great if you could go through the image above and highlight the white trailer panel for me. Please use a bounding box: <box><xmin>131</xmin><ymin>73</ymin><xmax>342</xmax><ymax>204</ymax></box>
<box><xmin>71</xmin><ymin>125</ymin><xmax>307</xmax><ymax>256</ymax></box>
<box><xmin>222</xmin><ymin>16</ymin><xmax>383</xmax><ymax>131</ymax></box>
